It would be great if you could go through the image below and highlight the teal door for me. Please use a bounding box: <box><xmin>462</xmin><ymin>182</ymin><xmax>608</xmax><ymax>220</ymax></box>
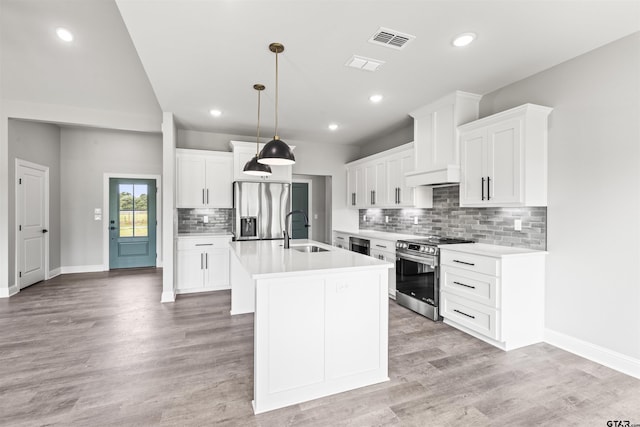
<box><xmin>291</xmin><ymin>182</ymin><xmax>309</xmax><ymax>239</ymax></box>
<box><xmin>109</xmin><ymin>178</ymin><xmax>157</xmax><ymax>269</ymax></box>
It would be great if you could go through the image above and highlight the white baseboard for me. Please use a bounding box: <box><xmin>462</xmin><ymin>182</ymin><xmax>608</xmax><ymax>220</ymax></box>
<box><xmin>48</xmin><ymin>267</ymin><xmax>62</xmax><ymax>279</ymax></box>
<box><xmin>161</xmin><ymin>290</ymin><xmax>175</xmax><ymax>303</ymax></box>
<box><xmin>60</xmin><ymin>265</ymin><xmax>105</xmax><ymax>274</ymax></box>
<box><xmin>545</xmin><ymin>328</ymin><xmax>640</xmax><ymax>380</ymax></box>
<box><xmin>0</xmin><ymin>284</ymin><xmax>20</xmax><ymax>298</ymax></box>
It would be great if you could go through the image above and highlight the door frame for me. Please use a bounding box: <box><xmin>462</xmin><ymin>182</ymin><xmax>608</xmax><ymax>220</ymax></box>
<box><xmin>102</xmin><ymin>173</ymin><xmax>162</xmax><ymax>270</ymax></box>
<box><xmin>292</xmin><ymin>178</ymin><xmax>313</xmax><ymax>239</ymax></box>
<box><xmin>15</xmin><ymin>158</ymin><xmax>50</xmax><ymax>289</ymax></box>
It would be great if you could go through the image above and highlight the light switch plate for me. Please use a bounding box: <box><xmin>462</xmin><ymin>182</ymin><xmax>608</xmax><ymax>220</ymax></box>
<box><xmin>203</xmin><ymin>215</ymin><xmax>209</xmax><ymax>223</ymax></box>
<box><xmin>413</xmin><ymin>216</ymin><xmax>418</xmax><ymax>225</ymax></box>
<box><xmin>514</xmin><ymin>219</ymin><xmax>522</xmax><ymax>231</ymax></box>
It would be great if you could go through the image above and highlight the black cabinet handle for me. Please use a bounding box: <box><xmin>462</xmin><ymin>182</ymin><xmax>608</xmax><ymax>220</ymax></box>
<box><xmin>202</xmin><ymin>189</ymin><xmax>205</xmax><ymax>204</ymax></box>
<box><xmin>481</xmin><ymin>177</ymin><xmax>485</xmax><ymax>200</ymax></box>
<box><xmin>200</xmin><ymin>253</ymin><xmax>204</xmax><ymax>269</ymax></box>
<box><xmin>487</xmin><ymin>176</ymin><xmax>491</xmax><ymax>201</ymax></box>
<box><xmin>205</xmin><ymin>253</ymin><xmax>208</xmax><ymax>269</ymax></box>
<box><xmin>207</xmin><ymin>189</ymin><xmax>209</xmax><ymax>204</ymax></box>
<box><xmin>453</xmin><ymin>281</ymin><xmax>476</xmax><ymax>289</ymax></box>
<box><xmin>397</xmin><ymin>188</ymin><xmax>401</xmax><ymax>204</ymax></box>
<box><xmin>454</xmin><ymin>309</ymin><xmax>476</xmax><ymax>319</ymax></box>
<box><xmin>195</xmin><ymin>243</ymin><xmax>213</xmax><ymax>246</ymax></box>
<box><xmin>42</xmin><ymin>229</ymin><xmax>49</xmax><ymax>234</ymax></box>
<box><xmin>453</xmin><ymin>259</ymin><xmax>475</xmax><ymax>266</ymax></box>
<box><xmin>375</xmin><ymin>244</ymin><xmax>387</xmax><ymax>248</ymax></box>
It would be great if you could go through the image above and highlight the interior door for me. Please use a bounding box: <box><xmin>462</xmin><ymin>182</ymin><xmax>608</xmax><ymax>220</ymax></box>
<box><xmin>17</xmin><ymin>162</ymin><xmax>48</xmax><ymax>288</ymax></box>
<box><xmin>109</xmin><ymin>178</ymin><xmax>157</xmax><ymax>269</ymax></box>
<box><xmin>291</xmin><ymin>182</ymin><xmax>309</xmax><ymax>239</ymax></box>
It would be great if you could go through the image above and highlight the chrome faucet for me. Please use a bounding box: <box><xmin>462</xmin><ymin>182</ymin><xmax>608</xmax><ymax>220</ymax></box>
<box><xmin>283</xmin><ymin>210</ymin><xmax>310</xmax><ymax>249</ymax></box>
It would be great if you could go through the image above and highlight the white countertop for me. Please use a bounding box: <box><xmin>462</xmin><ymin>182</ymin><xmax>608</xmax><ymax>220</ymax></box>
<box><xmin>333</xmin><ymin>229</ymin><xmax>424</xmax><ymax>242</ymax></box>
<box><xmin>440</xmin><ymin>243</ymin><xmax>548</xmax><ymax>258</ymax></box>
<box><xmin>229</xmin><ymin>239</ymin><xmax>392</xmax><ymax>279</ymax></box>
<box><xmin>176</xmin><ymin>232</ymin><xmax>234</xmax><ymax>238</ymax></box>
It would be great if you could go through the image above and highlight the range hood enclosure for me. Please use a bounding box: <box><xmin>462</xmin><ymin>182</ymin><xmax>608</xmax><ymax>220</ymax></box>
<box><xmin>405</xmin><ymin>91</ymin><xmax>482</xmax><ymax>187</ymax></box>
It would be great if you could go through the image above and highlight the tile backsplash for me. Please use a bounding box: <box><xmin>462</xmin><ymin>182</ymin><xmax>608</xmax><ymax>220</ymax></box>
<box><xmin>359</xmin><ymin>186</ymin><xmax>547</xmax><ymax>250</ymax></box>
<box><xmin>178</xmin><ymin>208</ymin><xmax>233</xmax><ymax>234</ymax></box>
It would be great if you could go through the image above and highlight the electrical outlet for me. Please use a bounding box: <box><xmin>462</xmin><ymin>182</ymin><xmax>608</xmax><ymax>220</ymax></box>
<box><xmin>413</xmin><ymin>216</ymin><xmax>418</xmax><ymax>225</ymax></box>
<box><xmin>385</xmin><ymin>216</ymin><xmax>389</xmax><ymax>223</ymax></box>
<box><xmin>203</xmin><ymin>215</ymin><xmax>209</xmax><ymax>223</ymax></box>
<box><xmin>514</xmin><ymin>219</ymin><xmax>522</xmax><ymax>231</ymax></box>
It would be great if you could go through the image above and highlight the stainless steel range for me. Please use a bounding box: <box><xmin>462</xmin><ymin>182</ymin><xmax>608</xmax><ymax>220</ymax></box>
<box><xmin>395</xmin><ymin>236</ymin><xmax>473</xmax><ymax>320</ymax></box>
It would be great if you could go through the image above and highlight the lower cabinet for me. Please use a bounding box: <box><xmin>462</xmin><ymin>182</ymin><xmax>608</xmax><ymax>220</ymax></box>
<box><xmin>332</xmin><ymin>231</ymin><xmax>350</xmax><ymax>250</ymax></box>
<box><xmin>440</xmin><ymin>245</ymin><xmax>546</xmax><ymax>351</ymax></box>
<box><xmin>176</xmin><ymin>235</ymin><xmax>231</xmax><ymax>294</ymax></box>
<box><xmin>370</xmin><ymin>238</ymin><xmax>396</xmax><ymax>299</ymax></box>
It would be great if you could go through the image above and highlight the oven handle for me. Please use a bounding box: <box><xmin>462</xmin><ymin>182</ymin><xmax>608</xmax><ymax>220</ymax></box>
<box><xmin>396</xmin><ymin>252</ymin><xmax>437</xmax><ymax>266</ymax></box>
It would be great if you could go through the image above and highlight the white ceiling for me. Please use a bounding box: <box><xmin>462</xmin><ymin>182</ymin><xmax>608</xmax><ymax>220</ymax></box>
<box><xmin>3</xmin><ymin>1</ymin><xmax>640</xmax><ymax>146</ymax></box>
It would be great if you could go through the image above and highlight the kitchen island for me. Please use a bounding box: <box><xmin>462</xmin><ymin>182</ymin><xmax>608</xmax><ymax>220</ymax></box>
<box><xmin>229</xmin><ymin>239</ymin><xmax>392</xmax><ymax>414</ymax></box>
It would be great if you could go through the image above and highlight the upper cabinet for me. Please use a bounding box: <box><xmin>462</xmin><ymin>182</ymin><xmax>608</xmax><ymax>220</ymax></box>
<box><xmin>176</xmin><ymin>149</ymin><xmax>233</xmax><ymax>208</ymax></box>
<box><xmin>346</xmin><ymin>143</ymin><xmax>432</xmax><ymax>209</ymax></box>
<box><xmin>406</xmin><ymin>91</ymin><xmax>482</xmax><ymax>187</ymax></box>
<box><xmin>459</xmin><ymin>104</ymin><xmax>553</xmax><ymax>207</ymax></box>
<box><xmin>230</xmin><ymin>140</ymin><xmax>293</xmax><ymax>183</ymax></box>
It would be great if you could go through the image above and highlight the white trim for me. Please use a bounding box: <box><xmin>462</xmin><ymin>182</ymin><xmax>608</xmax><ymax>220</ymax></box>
<box><xmin>292</xmin><ymin>178</ymin><xmax>313</xmax><ymax>239</ymax></box>
<box><xmin>545</xmin><ymin>328</ymin><xmax>640</xmax><ymax>380</ymax></box>
<box><xmin>0</xmin><ymin>284</ymin><xmax>20</xmax><ymax>298</ymax></box>
<box><xmin>15</xmin><ymin>159</ymin><xmax>50</xmax><ymax>289</ymax></box>
<box><xmin>60</xmin><ymin>265</ymin><xmax>105</xmax><ymax>274</ymax></box>
<box><xmin>102</xmin><ymin>173</ymin><xmax>162</xmax><ymax>270</ymax></box>
<box><xmin>161</xmin><ymin>290</ymin><xmax>176</xmax><ymax>303</ymax></box>
<box><xmin>49</xmin><ymin>267</ymin><xmax>62</xmax><ymax>279</ymax></box>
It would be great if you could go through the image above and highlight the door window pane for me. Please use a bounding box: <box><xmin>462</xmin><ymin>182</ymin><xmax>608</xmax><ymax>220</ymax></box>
<box><xmin>119</xmin><ymin>184</ymin><xmax>148</xmax><ymax>237</ymax></box>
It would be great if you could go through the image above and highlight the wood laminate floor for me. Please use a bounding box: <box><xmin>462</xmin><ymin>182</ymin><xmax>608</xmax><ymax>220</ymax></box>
<box><xmin>1</xmin><ymin>269</ymin><xmax>639</xmax><ymax>426</ymax></box>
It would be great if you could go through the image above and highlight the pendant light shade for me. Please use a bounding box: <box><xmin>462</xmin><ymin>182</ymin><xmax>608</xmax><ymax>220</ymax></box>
<box><xmin>258</xmin><ymin>42</ymin><xmax>296</xmax><ymax>166</ymax></box>
<box><xmin>244</xmin><ymin>84</ymin><xmax>272</xmax><ymax>176</ymax></box>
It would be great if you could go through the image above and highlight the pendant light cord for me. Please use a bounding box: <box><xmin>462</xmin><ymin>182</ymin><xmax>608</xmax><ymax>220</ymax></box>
<box><xmin>256</xmin><ymin>89</ymin><xmax>261</xmax><ymax>156</ymax></box>
<box><xmin>274</xmin><ymin>49</ymin><xmax>279</xmax><ymax>138</ymax></box>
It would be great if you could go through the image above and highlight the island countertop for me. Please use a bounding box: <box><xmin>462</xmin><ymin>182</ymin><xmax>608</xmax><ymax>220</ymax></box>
<box><xmin>228</xmin><ymin>239</ymin><xmax>391</xmax><ymax>279</ymax></box>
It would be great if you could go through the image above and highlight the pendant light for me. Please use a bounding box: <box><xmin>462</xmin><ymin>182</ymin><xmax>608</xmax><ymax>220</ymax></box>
<box><xmin>258</xmin><ymin>42</ymin><xmax>296</xmax><ymax>166</ymax></box>
<box><xmin>243</xmin><ymin>84</ymin><xmax>272</xmax><ymax>176</ymax></box>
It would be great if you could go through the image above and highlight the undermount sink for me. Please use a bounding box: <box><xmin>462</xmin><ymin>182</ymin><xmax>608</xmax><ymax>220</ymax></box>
<box><xmin>291</xmin><ymin>245</ymin><xmax>329</xmax><ymax>253</ymax></box>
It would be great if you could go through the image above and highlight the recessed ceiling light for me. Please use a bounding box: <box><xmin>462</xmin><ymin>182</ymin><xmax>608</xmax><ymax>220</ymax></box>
<box><xmin>209</xmin><ymin>109</ymin><xmax>222</xmax><ymax>117</ymax></box>
<box><xmin>56</xmin><ymin>27</ymin><xmax>73</xmax><ymax>42</ymax></box>
<box><xmin>369</xmin><ymin>94</ymin><xmax>383</xmax><ymax>103</ymax></box>
<box><xmin>452</xmin><ymin>32</ymin><xmax>476</xmax><ymax>47</ymax></box>
<box><xmin>328</xmin><ymin>123</ymin><xmax>338</xmax><ymax>131</ymax></box>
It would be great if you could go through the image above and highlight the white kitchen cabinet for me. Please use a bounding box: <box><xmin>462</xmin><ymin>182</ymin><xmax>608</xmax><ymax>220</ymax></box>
<box><xmin>370</xmin><ymin>238</ymin><xmax>397</xmax><ymax>299</ymax></box>
<box><xmin>406</xmin><ymin>91</ymin><xmax>481</xmax><ymax>186</ymax></box>
<box><xmin>346</xmin><ymin>165</ymin><xmax>363</xmax><ymax>208</ymax></box>
<box><xmin>230</xmin><ymin>140</ymin><xmax>293</xmax><ymax>183</ymax></box>
<box><xmin>176</xmin><ymin>235</ymin><xmax>231</xmax><ymax>294</ymax></box>
<box><xmin>176</xmin><ymin>149</ymin><xmax>233</xmax><ymax>208</ymax></box>
<box><xmin>345</xmin><ymin>143</ymin><xmax>431</xmax><ymax>209</ymax></box>
<box><xmin>440</xmin><ymin>244</ymin><xmax>546</xmax><ymax>351</ymax></box>
<box><xmin>332</xmin><ymin>231</ymin><xmax>350</xmax><ymax>249</ymax></box>
<box><xmin>459</xmin><ymin>104</ymin><xmax>553</xmax><ymax>207</ymax></box>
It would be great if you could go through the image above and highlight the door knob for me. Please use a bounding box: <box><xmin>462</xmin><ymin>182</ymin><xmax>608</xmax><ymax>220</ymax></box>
<box><xmin>42</xmin><ymin>229</ymin><xmax>48</xmax><ymax>233</ymax></box>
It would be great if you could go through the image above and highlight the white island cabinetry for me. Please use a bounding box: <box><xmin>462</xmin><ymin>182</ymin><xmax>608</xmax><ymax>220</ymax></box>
<box><xmin>229</xmin><ymin>239</ymin><xmax>391</xmax><ymax>414</ymax></box>
<box><xmin>440</xmin><ymin>243</ymin><xmax>547</xmax><ymax>351</ymax></box>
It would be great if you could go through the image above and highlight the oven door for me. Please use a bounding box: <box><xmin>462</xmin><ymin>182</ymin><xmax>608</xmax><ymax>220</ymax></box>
<box><xmin>395</xmin><ymin>251</ymin><xmax>440</xmax><ymax>320</ymax></box>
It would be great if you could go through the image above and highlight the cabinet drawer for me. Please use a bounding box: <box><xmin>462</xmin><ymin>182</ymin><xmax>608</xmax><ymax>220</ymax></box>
<box><xmin>441</xmin><ymin>292</ymin><xmax>499</xmax><ymax>340</ymax></box>
<box><xmin>370</xmin><ymin>238</ymin><xmax>395</xmax><ymax>252</ymax></box>
<box><xmin>177</xmin><ymin>237</ymin><xmax>231</xmax><ymax>250</ymax></box>
<box><xmin>441</xmin><ymin>266</ymin><xmax>499</xmax><ymax>308</ymax></box>
<box><xmin>440</xmin><ymin>250</ymin><xmax>500</xmax><ymax>276</ymax></box>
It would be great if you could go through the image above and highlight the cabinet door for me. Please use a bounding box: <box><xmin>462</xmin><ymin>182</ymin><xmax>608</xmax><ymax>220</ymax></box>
<box><xmin>365</xmin><ymin>161</ymin><xmax>386</xmax><ymax>207</ymax></box>
<box><xmin>370</xmin><ymin>249</ymin><xmax>396</xmax><ymax>298</ymax></box>
<box><xmin>397</xmin><ymin>152</ymin><xmax>415</xmax><ymax>206</ymax></box>
<box><xmin>346</xmin><ymin>167</ymin><xmax>359</xmax><ymax>208</ymax></box>
<box><xmin>460</xmin><ymin>129</ymin><xmax>487</xmax><ymax>206</ymax></box>
<box><xmin>386</xmin><ymin>156</ymin><xmax>402</xmax><ymax>206</ymax></box>
<box><xmin>177</xmin><ymin>155</ymin><xmax>206</xmax><ymax>208</ymax></box>
<box><xmin>176</xmin><ymin>250</ymin><xmax>205</xmax><ymax>291</ymax></box>
<box><xmin>205</xmin><ymin>156</ymin><xmax>233</xmax><ymax>208</ymax></box>
<box><xmin>486</xmin><ymin>119</ymin><xmax>522</xmax><ymax>205</ymax></box>
<box><xmin>204</xmin><ymin>248</ymin><xmax>230</xmax><ymax>290</ymax></box>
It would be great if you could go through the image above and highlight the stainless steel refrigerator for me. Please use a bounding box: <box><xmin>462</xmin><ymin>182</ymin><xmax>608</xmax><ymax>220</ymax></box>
<box><xmin>233</xmin><ymin>181</ymin><xmax>291</xmax><ymax>240</ymax></box>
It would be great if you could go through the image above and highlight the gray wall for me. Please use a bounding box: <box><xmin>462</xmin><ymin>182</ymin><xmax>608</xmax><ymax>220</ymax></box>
<box><xmin>356</xmin><ymin>118</ymin><xmax>414</xmax><ymax>159</ymax></box>
<box><xmin>480</xmin><ymin>33</ymin><xmax>640</xmax><ymax>360</ymax></box>
<box><xmin>60</xmin><ymin>127</ymin><xmax>162</xmax><ymax>268</ymax></box>
<box><xmin>7</xmin><ymin>119</ymin><xmax>61</xmax><ymax>285</ymax></box>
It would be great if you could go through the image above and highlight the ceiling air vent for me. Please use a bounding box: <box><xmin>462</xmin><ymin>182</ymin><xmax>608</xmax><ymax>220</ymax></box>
<box><xmin>345</xmin><ymin>55</ymin><xmax>385</xmax><ymax>72</ymax></box>
<box><xmin>369</xmin><ymin>27</ymin><xmax>415</xmax><ymax>50</ymax></box>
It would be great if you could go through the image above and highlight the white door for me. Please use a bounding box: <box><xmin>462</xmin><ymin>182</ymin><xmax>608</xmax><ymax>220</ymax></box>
<box><xmin>17</xmin><ymin>161</ymin><xmax>48</xmax><ymax>288</ymax></box>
